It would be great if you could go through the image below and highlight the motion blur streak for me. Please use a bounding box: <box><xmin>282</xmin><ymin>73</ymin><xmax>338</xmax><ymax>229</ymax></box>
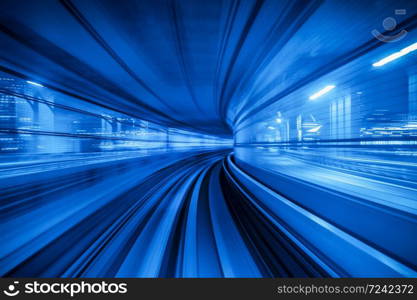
<box><xmin>1</xmin><ymin>0</ymin><xmax>417</xmax><ymax>278</ymax></box>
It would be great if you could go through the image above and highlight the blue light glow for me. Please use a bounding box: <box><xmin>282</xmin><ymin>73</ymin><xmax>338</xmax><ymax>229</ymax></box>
<box><xmin>26</xmin><ymin>80</ymin><xmax>44</xmax><ymax>87</ymax></box>
<box><xmin>308</xmin><ymin>85</ymin><xmax>336</xmax><ymax>100</ymax></box>
<box><xmin>373</xmin><ymin>42</ymin><xmax>417</xmax><ymax>67</ymax></box>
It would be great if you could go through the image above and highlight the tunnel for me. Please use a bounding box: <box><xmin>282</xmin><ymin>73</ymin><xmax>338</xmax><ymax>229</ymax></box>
<box><xmin>1</xmin><ymin>0</ymin><xmax>417</xmax><ymax>278</ymax></box>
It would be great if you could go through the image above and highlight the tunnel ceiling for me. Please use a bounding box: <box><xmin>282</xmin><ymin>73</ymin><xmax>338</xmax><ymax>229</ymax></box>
<box><xmin>1</xmin><ymin>0</ymin><xmax>417</xmax><ymax>137</ymax></box>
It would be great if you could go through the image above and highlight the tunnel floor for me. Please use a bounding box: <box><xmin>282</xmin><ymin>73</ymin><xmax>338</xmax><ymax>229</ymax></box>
<box><xmin>1</xmin><ymin>149</ymin><xmax>327</xmax><ymax>277</ymax></box>
<box><xmin>2</xmin><ymin>147</ymin><xmax>416</xmax><ymax>277</ymax></box>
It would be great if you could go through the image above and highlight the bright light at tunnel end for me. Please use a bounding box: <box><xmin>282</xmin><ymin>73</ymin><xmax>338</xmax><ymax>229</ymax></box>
<box><xmin>26</xmin><ymin>80</ymin><xmax>44</xmax><ymax>87</ymax></box>
<box><xmin>372</xmin><ymin>42</ymin><xmax>417</xmax><ymax>67</ymax></box>
<box><xmin>309</xmin><ymin>85</ymin><xmax>336</xmax><ymax>100</ymax></box>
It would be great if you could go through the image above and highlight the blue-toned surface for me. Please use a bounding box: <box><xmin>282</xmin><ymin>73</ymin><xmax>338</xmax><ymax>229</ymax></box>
<box><xmin>1</xmin><ymin>0</ymin><xmax>417</xmax><ymax>278</ymax></box>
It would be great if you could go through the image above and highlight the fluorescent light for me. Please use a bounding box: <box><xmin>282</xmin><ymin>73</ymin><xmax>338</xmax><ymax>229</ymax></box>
<box><xmin>373</xmin><ymin>42</ymin><xmax>417</xmax><ymax>67</ymax></box>
<box><xmin>267</xmin><ymin>126</ymin><xmax>275</xmax><ymax>130</ymax></box>
<box><xmin>307</xmin><ymin>125</ymin><xmax>322</xmax><ymax>133</ymax></box>
<box><xmin>309</xmin><ymin>85</ymin><xmax>335</xmax><ymax>100</ymax></box>
<box><xmin>276</xmin><ymin>118</ymin><xmax>282</xmax><ymax>124</ymax></box>
<box><xmin>26</xmin><ymin>80</ymin><xmax>44</xmax><ymax>87</ymax></box>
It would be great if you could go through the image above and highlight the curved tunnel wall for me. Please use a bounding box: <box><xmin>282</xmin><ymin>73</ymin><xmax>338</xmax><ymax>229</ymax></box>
<box><xmin>1</xmin><ymin>0</ymin><xmax>417</xmax><ymax>278</ymax></box>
